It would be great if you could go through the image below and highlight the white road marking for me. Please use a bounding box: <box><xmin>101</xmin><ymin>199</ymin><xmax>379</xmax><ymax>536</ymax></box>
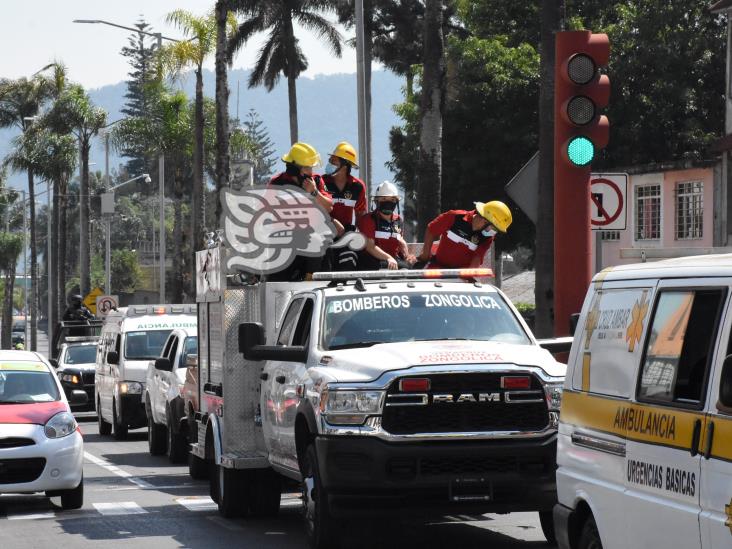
<box><xmin>176</xmin><ymin>496</ymin><xmax>217</xmax><ymax>512</ymax></box>
<box><xmin>7</xmin><ymin>511</ymin><xmax>55</xmax><ymax>520</ymax></box>
<box><xmin>83</xmin><ymin>451</ymin><xmax>155</xmax><ymax>489</ymax></box>
<box><xmin>93</xmin><ymin>502</ymin><xmax>147</xmax><ymax>516</ymax></box>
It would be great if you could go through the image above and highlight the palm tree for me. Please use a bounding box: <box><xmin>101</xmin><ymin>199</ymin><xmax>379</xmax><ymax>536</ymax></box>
<box><xmin>45</xmin><ymin>85</ymin><xmax>107</xmax><ymax>297</ymax></box>
<box><xmin>0</xmin><ymin>74</ymin><xmax>54</xmax><ymax>350</ymax></box>
<box><xmin>159</xmin><ymin>9</ymin><xmax>237</xmax><ymax>277</ymax></box>
<box><xmin>228</xmin><ymin>0</ymin><xmax>343</xmax><ymax>144</ymax></box>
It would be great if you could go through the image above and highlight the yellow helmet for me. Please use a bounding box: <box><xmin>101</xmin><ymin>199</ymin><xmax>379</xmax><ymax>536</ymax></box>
<box><xmin>282</xmin><ymin>142</ymin><xmax>321</xmax><ymax>168</ymax></box>
<box><xmin>475</xmin><ymin>200</ymin><xmax>512</xmax><ymax>233</ymax></box>
<box><xmin>330</xmin><ymin>141</ymin><xmax>359</xmax><ymax>168</ymax></box>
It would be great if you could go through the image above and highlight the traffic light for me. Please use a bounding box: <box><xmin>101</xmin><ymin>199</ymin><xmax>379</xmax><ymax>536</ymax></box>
<box><xmin>553</xmin><ymin>30</ymin><xmax>610</xmax><ymax>336</ymax></box>
<box><xmin>556</xmin><ymin>31</ymin><xmax>610</xmax><ymax>169</ymax></box>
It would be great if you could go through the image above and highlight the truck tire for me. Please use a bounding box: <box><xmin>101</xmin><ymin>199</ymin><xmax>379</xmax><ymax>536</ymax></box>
<box><xmin>248</xmin><ymin>469</ymin><xmax>281</xmax><ymax>517</ymax></box>
<box><xmin>302</xmin><ymin>444</ymin><xmax>338</xmax><ymax>549</ymax></box>
<box><xmin>97</xmin><ymin>399</ymin><xmax>112</xmax><ymax>435</ymax></box>
<box><xmin>112</xmin><ymin>400</ymin><xmax>128</xmax><ymax>440</ymax></box>
<box><xmin>216</xmin><ymin>465</ymin><xmax>248</xmax><ymax>518</ymax></box>
<box><xmin>59</xmin><ymin>477</ymin><xmax>84</xmax><ymax>510</ymax></box>
<box><xmin>539</xmin><ymin>510</ymin><xmax>557</xmax><ymax>545</ymax></box>
<box><xmin>578</xmin><ymin>516</ymin><xmax>603</xmax><ymax>549</ymax></box>
<box><xmin>188</xmin><ymin>451</ymin><xmax>208</xmax><ymax>480</ymax></box>
<box><xmin>167</xmin><ymin>414</ymin><xmax>187</xmax><ymax>463</ymax></box>
<box><xmin>148</xmin><ymin>414</ymin><xmax>166</xmax><ymax>455</ymax></box>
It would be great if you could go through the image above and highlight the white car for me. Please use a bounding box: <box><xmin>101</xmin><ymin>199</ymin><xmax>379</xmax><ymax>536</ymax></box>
<box><xmin>0</xmin><ymin>351</ymin><xmax>87</xmax><ymax>509</ymax></box>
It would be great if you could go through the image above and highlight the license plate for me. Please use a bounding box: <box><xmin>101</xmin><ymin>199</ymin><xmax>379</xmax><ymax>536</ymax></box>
<box><xmin>449</xmin><ymin>478</ymin><xmax>493</xmax><ymax>502</ymax></box>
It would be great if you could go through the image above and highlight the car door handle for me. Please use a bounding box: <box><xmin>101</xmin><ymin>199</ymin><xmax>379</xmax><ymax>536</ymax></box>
<box><xmin>260</xmin><ymin>373</ymin><xmax>269</xmax><ymax>381</ymax></box>
<box><xmin>703</xmin><ymin>421</ymin><xmax>715</xmax><ymax>460</ymax></box>
<box><xmin>275</xmin><ymin>375</ymin><xmax>286</xmax><ymax>384</ymax></box>
<box><xmin>690</xmin><ymin>418</ymin><xmax>702</xmax><ymax>457</ymax></box>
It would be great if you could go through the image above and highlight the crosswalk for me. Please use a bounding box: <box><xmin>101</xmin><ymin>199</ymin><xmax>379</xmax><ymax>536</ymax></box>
<box><xmin>0</xmin><ymin>494</ymin><xmax>304</xmax><ymax>521</ymax></box>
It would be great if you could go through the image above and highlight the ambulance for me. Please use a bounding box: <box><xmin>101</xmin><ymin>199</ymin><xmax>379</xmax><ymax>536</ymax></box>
<box><xmin>555</xmin><ymin>254</ymin><xmax>732</xmax><ymax>549</ymax></box>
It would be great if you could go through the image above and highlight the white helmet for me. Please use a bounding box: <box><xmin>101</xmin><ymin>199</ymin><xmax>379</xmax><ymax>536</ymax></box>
<box><xmin>374</xmin><ymin>180</ymin><xmax>399</xmax><ymax>199</ymax></box>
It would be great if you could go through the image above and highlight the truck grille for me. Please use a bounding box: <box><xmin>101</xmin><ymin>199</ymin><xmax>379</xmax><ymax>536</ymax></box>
<box><xmin>0</xmin><ymin>458</ymin><xmax>46</xmax><ymax>484</ymax></box>
<box><xmin>82</xmin><ymin>372</ymin><xmax>95</xmax><ymax>386</ymax></box>
<box><xmin>420</xmin><ymin>455</ymin><xmax>550</xmax><ymax>477</ymax></box>
<box><xmin>0</xmin><ymin>437</ymin><xmax>35</xmax><ymax>449</ymax></box>
<box><xmin>381</xmin><ymin>373</ymin><xmax>549</xmax><ymax>435</ymax></box>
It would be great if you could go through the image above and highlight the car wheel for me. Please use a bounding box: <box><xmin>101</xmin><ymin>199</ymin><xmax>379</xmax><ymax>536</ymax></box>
<box><xmin>578</xmin><ymin>516</ymin><xmax>603</xmax><ymax>549</ymax></box>
<box><xmin>166</xmin><ymin>414</ymin><xmax>187</xmax><ymax>463</ymax></box>
<box><xmin>216</xmin><ymin>465</ymin><xmax>248</xmax><ymax>518</ymax></box>
<box><xmin>148</xmin><ymin>413</ymin><xmax>167</xmax><ymax>455</ymax></box>
<box><xmin>539</xmin><ymin>510</ymin><xmax>556</xmax><ymax>545</ymax></box>
<box><xmin>188</xmin><ymin>451</ymin><xmax>208</xmax><ymax>480</ymax></box>
<box><xmin>59</xmin><ymin>477</ymin><xmax>84</xmax><ymax>510</ymax></box>
<box><xmin>248</xmin><ymin>468</ymin><xmax>281</xmax><ymax>517</ymax></box>
<box><xmin>97</xmin><ymin>399</ymin><xmax>112</xmax><ymax>436</ymax></box>
<box><xmin>112</xmin><ymin>400</ymin><xmax>128</xmax><ymax>441</ymax></box>
<box><xmin>301</xmin><ymin>444</ymin><xmax>338</xmax><ymax>549</ymax></box>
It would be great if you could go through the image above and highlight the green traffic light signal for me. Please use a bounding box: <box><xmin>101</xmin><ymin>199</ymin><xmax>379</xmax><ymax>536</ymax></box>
<box><xmin>567</xmin><ymin>136</ymin><xmax>595</xmax><ymax>166</ymax></box>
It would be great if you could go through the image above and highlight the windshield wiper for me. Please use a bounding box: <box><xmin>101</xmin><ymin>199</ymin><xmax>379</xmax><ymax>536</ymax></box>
<box><xmin>327</xmin><ymin>341</ymin><xmax>384</xmax><ymax>350</ymax></box>
<box><xmin>412</xmin><ymin>337</ymin><xmax>472</xmax><ymax>342</ymax></box>
<box><xmin>0</xmin><ymin>400</ymin><xmax>35</xmax><ymax>404</ymax></box>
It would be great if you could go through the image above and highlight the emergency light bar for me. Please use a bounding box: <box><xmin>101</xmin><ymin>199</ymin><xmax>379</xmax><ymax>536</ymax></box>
<box><xmin>311</xmin><ymin>268</ymin><xmax>494</xmax><ymax>281</ymax></box>
<box><xmin>125</xmin><ymin>304</ymin><xmax>197</xmax><ymax>316</ymax></box>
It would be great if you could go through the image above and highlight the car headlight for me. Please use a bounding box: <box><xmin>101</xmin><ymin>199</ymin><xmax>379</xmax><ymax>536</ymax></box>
<box><xmin>61</xmin><ymin>373</ymin><xmax>80</xmax><ymax>384</ymax></box>
<box><xmin>45</xmin><ymin>412</ymin><xmax>78</xmax><ymax>439</ymax></box>
<box><xmin>118</xmin><ymin>381</ymin><xmax>143</xmax><ymax>395</ymax></box>
<box><xmin>544</xmin><ymin>382</ymin><xmax>563</xmax><ymax>411</ymax></box>
<box><xmin>320</xmin><ymin>389</ymin><xmax>384</xmax><ymax>425</ymax></box>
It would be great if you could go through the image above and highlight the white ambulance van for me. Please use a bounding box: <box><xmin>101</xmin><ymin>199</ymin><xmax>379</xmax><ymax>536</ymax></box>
<box><xmin>95</xmin><ymin>304</ymin><xmax>196</xmax><ymax>440</ymax></box>
<box><xmin>555</xmin><ymin>254</ymin><xmax>732</xmax><ymax>549</ymax></box>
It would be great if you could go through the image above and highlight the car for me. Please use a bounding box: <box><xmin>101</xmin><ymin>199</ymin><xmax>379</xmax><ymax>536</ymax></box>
<box><xmin>144</xmin><ymin>328</ymin><xmax>198</xmax><ymax>463</ymax></box>
<box><xmin>0</xmin><ymin>350</ymin><xmax>87</xmax><ymax>509</ymax></box>
<box><xmin>51</xmin><ymin>341</ymin><xmax>99</xmax><ymax>411</ymax></box>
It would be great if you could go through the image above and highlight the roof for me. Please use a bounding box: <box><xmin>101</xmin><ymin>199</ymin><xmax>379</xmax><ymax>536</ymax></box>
<box><xmin>0</xmin><ymin>350</ymin><xmax>48</xmax><ymax>363</ymax></box>
<box><xmin>710</xmin><ymin>0</ymin><xmax>732</xmax><ymax>13</ymax></box>
<box><xmin>168</xmin><ymin>326</ymin><xmax>198</xmax><ymax>337</ymax></box>
<box><xmin>597</xmin><ymin>253</ymin><xmax>732</xmax><ymax>282</ymax></box>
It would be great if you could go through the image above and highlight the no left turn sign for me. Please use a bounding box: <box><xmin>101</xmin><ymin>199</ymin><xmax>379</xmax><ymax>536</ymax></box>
<box><xmin>590</xmin><ymin>174</ymin><xmax>628</xmax><ymax>231</ymax></box>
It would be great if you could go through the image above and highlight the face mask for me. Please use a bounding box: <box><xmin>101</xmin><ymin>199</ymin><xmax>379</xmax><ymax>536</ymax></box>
<box><xmin>324</xmin><ymin>163</ymin><xmax>338</xmax><ymax>176</ymax></box>
<box><xmin>378</xmin><ymin>202</ymin><xmax>396</xmax><ymax>216</ymax></box>
<box><xmin>482</xmin><ymin>228</ymin><xmax>497</xmax><ymax>238</ymax></box>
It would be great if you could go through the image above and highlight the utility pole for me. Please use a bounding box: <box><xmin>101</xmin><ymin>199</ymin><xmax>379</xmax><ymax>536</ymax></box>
<box><xmin>355</xmin><ymin>0</ymin><xmax>370</xmax><ymax>194</ymax></box>
<box><xmin>105</xmin><ymin>133</ymin><xmax>111</xmax><ymax>293</ymax></box>
<box><xmin>156</xmin><ymin>32</ymin><xmax>166</xmax><ymax>304</ymax></box>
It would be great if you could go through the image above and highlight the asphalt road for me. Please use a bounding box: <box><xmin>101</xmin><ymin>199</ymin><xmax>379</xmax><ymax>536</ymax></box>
<box><xmin>0</xmin><ymin>417</ymin><xmax>556</xmax><ymax>549</ymax></box>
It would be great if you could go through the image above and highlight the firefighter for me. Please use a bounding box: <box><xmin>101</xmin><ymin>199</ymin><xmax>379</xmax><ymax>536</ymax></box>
<box><xmin>323</xmin><ymin>142</ymin><xmax>367</xmax><ymax>271</ymax></box>
<box><xmin>357</xmin><ymin>181</ymin><xmax>414</xmax><ymax>270</ymax></box>
<box><xmin>267</xmin><ymin>143</ymin><xmax>334</xmax><ymax>281</ymax></box>
<box><xmin>417</xmin><ymin>201</ymin><xmax>512</xmax><ymax>269</ymax></box>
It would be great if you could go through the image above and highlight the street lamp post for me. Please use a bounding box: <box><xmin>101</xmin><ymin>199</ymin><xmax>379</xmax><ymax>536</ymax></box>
<box><xmin>72</xmin><ymin>19</ymin><xmax>184</xmax><ymax>304</ymax></box>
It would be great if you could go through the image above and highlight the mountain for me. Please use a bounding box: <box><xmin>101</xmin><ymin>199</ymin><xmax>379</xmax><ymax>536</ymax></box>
<box><xmin>0</xmin><ymin>69</ymin><xmax>405</xmax><ymax>195</ymax></box>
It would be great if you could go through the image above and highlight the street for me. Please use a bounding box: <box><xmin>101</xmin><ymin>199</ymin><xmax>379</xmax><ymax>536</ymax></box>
<box><xmin>0</xmin><ymin>418</ymin><xmax>554</xmax><ymax>549</ymax></box>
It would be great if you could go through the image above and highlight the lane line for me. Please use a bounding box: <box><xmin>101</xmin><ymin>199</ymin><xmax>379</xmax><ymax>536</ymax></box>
<box><xmin>176</xmin><ymin>496</ymin><xmax>217</xmax><ymax>512</ymax></box>
<box><xmin>83</xmin><ymin>451</ymin><xmax>155</xmax><ymax>489</ymax></box>
<box><xmin>93</xmin><ymin>502</ymin><xmax>147</xmax><ymax>516</ymax></box>
<box><xmin>7</xmin><ymin>511</ymin><xmax>55</xmax><ymax>520</ymax></box>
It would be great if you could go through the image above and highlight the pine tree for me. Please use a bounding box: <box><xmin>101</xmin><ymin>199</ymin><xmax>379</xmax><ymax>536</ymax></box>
<box><xmin>120</xmin><ymin>19</ymin><xmax>157</xmax><ymax>175</ymax></box>
<box><xmin>243</xmin><ymin>109</ymin><xmax>276</xmax><ymax>185</ymax></box>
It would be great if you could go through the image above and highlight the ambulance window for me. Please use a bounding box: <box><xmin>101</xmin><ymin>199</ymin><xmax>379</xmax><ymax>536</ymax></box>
<box><xmin>638</xmin><ymin>289</ymin><xmax>725</xmax><ymax>407</ymax></box>
<box><xmin>165</xmin><ymin>337</ymin><xmax>179</xmax><ymax>361</ymax></box>
<box><xmin>292</xmin><ymin>299</ymin><xmax>314</xmax><ymax>347</ymax></box>
<box><xmin>277</xmin><ymin>299</ymin><xmax>303</xmax><ymax>346</ymax></box>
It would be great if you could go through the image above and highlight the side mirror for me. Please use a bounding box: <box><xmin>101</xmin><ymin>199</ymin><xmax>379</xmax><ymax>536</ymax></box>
<box><xmin>154</xmin><ymin>357</ymin><xmax>173</xmax><ymax>372</ymax></box>
<box><xmin>718</xmin><ymin>354</ymin><xmax>732</xmax><ymax>409</ymax></box>
<box><xmin>569</xmin><ymin>313</ymin><xmax>581</xmax><ymax>336</ymax></box>
<box><xmin>239</xmin><ymin>322</ymin><xmax>265</xmax><ymax>355</ymax></box>
<box><xmin>106</xmin><ymin>351</ymin><xmax>119</xmax><ymax>365</ymax></box>
<box><xmin>69</xmin><ymin>390</ymin><xmax>89</xmax><ymax>407</ymax></box>
<box><xmin>49</xmin><ymin>358</ymin><xmax>58</xmax><ymax>368</ymax></box>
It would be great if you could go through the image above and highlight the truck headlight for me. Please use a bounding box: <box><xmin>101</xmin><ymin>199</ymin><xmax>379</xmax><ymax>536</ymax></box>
<box><xmin>119</xmin><ymin>381</ymin><xmax>143</xmax><ymax>395</ymax></box>
<box><xmin>321</xmin><ymin>389</ymin><xmax>384</xmax><ymax>425</ymax></box>
<box><xmin>544</xmin><ymin>383</ymin><xmax>563</xmax><ymax>411</ymax></box>
<box><xmin>45</xmin><ymin>412</ymin><xmax>78</xmax><ymax>439</ymax></box>
<box><xmin>61</xmin><ymin>373</ymin><xmax>80</xmax><ymax>384</ymax></box>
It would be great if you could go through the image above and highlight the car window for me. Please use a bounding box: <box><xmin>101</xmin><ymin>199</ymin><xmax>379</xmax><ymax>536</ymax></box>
<box><xmin>64</xmin><ymin>345</ymin><xmax>97</xmax><ymax>365</ymax></box>
<box><xmin>292</xmin><ymin>299</ymin><xmax>314</xmax><ymax>347</ymax></box>
<box><xmin>638</xmin><ymin>289</ymin><xmax>725</xmax><ymax>407</ymax></box>
<box><xmin>165</xmin><ymin>337</ymin><xmax>179</xmax><ymax>362</ymax></box>
<box><xmin>277</xmin><ymin>299</ymin><xmax>303</xmax><ymax>346</ymax></box>
<box><xmin>0</xmin><ymin>364</ymin><xmax>60</xmax><ymax>403</ymax></box>
<box><xmin>161</xmin><ymin>336</ymin><xmax>176</xmax><ymax>360</ymax></box>
<box><xmin>124</xmin><ymin>330</ymin><xmax>173</xmax><ymax>360</ymax></box>
<box><xmin>179</xmin><ymin>337</ymin><xmax>198</xmax><ymax>369</ymax></box>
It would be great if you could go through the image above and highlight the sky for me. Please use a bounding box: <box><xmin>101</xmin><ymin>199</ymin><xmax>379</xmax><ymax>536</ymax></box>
<box><xmin>1</xmin><ymin>0</ymin><xmax>362</xmax><ymax>89</ymax></box>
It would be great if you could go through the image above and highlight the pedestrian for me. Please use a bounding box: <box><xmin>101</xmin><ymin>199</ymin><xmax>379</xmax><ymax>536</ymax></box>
<box><xmin>416</xmin><ymin>201</ymin><xmax>512</xmax><ymax>269</ymax></box>
<box><xmin>357</xmin><ymin>181</ymin><xmax>414</xmax><ymax>270</ymax></box>
<box><xmin>267</xmin><ymin>142</ymin><xmax>334</xmax><ymax>281</ymax></box>
<box><xmin>322</xmin><ymin>142</ymin><xmax>367</xmax><ymax>271</ymax></box>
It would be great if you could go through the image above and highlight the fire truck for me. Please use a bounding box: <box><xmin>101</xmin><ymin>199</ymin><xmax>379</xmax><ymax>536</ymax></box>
<box><xmin>189</xmin><ymin>243</ymin><xmax>567</xmax><ymax>548</ymax></box>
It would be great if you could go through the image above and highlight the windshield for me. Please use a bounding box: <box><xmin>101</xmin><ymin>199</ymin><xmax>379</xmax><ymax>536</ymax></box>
<box><xmin>64</xmin><ymin>345</ymin><xmax>97</xmax><ymax>365</ymax></box>
<box><xmin>124</xmin><ymin>330</ymin><xmax>173</xmax><ymax>360</ymax></box>
<box><xmin>322</xmin><ymin>291</ymin><xmax>530</xmax><ymax>350</ymax></box>
<box><xmin>0</xmin><ymin>365</ymin><xmax>60</xmax><ymax>403</ymax></box>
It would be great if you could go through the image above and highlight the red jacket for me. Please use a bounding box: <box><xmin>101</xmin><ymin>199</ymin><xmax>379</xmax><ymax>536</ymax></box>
<box><xmin>322</xmin><ymin>175</ymin><xmax>367</xmax><ymax>228</ymax></box>
<box><xmin>358</xmin><ymin>211</ymin><xmax>404</xmax><ymax>258</ymax></box>
<box><xmin>428</xmin><ymin>210</ymin><xmax>494</xmax><ymax>268</ymax></box>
